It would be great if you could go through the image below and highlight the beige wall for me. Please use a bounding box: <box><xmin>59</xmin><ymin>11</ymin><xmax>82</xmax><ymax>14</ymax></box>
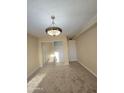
<box><xmin>76</xmin><ymin>24</ymin><xmax>97</xmax><ymax>76</ymax></box>
<box><xmin>27</xmin><ymin>34</ymin><xmax>39</xmax><ymax>77</ymax></box>
<box><xmin>42</xmin><ymin>42</ymin><xmax>53</xmax><ymax>64</ymax></box>
<box><xmin>68</xmin><ymin>40</ymin><xmax>77</xmax><ymax>62</ymax></box>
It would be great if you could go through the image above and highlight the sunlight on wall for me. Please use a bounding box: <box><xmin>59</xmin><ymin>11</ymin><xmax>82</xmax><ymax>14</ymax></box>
<box><xmin>54</xmin><ymin>52</ymin><xmax>60</xmax><ymax>63</ymax></box>
<box><xmin>48</xmin><ymin>54</ymin><xmax>55</xmax><ymax>63</ymax></box>
<box><xmin>50</xmin><ymin>54</ymin><xmax>55</xmax><ymax>57</ymax></box>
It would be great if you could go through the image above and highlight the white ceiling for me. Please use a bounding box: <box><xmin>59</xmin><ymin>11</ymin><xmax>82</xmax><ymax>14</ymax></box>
<box><xmin>27</xmin><ymin>0</ymin><xmax>97</xmax><ymax>38</ymax></box>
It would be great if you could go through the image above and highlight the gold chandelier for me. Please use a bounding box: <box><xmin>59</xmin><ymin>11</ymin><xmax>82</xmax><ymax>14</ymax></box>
<box><xmin>45</xmin><ymin>16</ymin><xmax>62</xmax><ymax>36</ymax></box>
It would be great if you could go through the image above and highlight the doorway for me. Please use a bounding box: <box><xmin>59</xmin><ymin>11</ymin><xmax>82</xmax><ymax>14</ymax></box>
<box><xmin>41</xmin><ymin>41</ymin><xmax>64</xmax><ymax>66</ymax></box>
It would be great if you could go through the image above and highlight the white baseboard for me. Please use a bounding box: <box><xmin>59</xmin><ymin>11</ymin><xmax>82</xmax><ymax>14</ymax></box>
<box><xmin>69</xmin><ymin>59</ymin><xmax>78</xmax><ymax>62</ymax></box>
<box><xmin>78</xmin><ymin>62</ymin><xmax>97</xmax><ymax>77</ymax></box>
<box><xmin>28</xmin><ymin>66</ymin><xmax>41</xmax><ymax>79</ymax></box>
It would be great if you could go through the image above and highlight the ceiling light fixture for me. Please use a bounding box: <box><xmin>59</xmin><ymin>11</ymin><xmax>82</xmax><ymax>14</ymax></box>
<box><xmin>46</xmin><ymin>16</ymin><xmax>62</xmax><ymax>36</ymax></box>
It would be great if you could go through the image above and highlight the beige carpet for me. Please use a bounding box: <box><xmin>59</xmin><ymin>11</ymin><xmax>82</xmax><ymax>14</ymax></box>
<box><xmin>28</xmin><ymin>62</ymin><xmax>97</xmax><ymax>93</ymax></box>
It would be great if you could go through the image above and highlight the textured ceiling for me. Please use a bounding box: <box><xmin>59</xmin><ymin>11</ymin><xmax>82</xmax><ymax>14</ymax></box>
<box><xmin>27</xmin><ymin>0</ymin><xmax>97</xmax><ymax>38</ymax></box>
